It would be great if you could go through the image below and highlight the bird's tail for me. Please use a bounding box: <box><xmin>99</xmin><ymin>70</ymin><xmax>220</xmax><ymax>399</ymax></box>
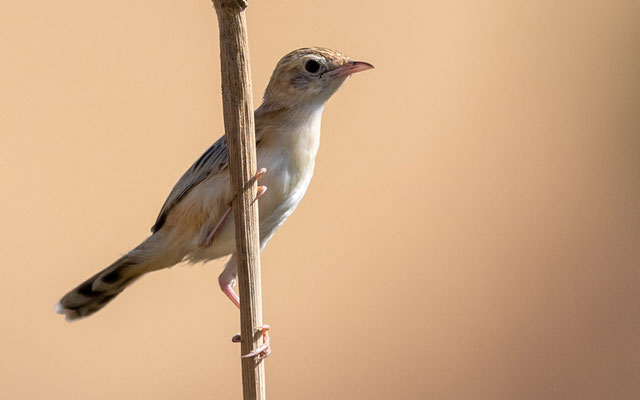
<box><xmin>55</xmin><ymin>235</ymin><xmax>174</xmax><ymax>321</ymax></box>
<box><xmin>55</xmin><ymin>254</ymin><xmax>145</xmax><ymax>321</ymax></box>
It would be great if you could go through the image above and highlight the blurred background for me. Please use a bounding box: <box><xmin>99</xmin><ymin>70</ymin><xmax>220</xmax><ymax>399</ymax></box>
<box><xmin>1</xmin><ymin>0</ymin><xmax>639</xmax><ymax>399</ymax></box>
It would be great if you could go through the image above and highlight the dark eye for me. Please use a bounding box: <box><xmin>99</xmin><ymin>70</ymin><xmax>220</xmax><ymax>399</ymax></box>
<box><xmin>304</xmin><ymin>59</ymin><xmax>321</xmax><ymax>73</ymax></box>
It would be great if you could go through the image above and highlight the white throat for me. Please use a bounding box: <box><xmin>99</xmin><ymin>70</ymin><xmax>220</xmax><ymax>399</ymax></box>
<box><xmin>277</xmin><ymin>103</ymin><xmax>324</xmax><ymax>155</ymax></box>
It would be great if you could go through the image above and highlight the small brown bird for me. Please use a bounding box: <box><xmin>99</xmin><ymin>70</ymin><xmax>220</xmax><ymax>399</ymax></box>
<box><xmin>56</xmin><ymin>47</ymin><xmax>373</xmax><ymax>358</ymax></box>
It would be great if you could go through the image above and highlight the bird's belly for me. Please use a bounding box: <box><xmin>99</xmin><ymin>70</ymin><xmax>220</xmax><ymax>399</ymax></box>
<box><xmin>256</xmin><ymin>156</ymin><xmax>313</xmax><ymax>240</ymax></box>
<box><xmin>192</xmin><ymin>154</ymin><xmax>314</xmax><ymax>260</ymax></box>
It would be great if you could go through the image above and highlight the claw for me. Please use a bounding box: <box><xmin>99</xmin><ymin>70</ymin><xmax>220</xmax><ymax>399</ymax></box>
<box><xmin>227</xmin><ymin>168</ymin><xmax>268</xmax><ymax>206</ymax></box>
<box><xmin>253</xmin><ymin>167</ymin><xmax>267</xmax><ymax>181</ymax></box>
<box><xmin>252</xmin><ymin>185</ymin><xmax>267</xmax><ymax>204</ymax></box>
<box><xmin>234</xmin><ymin>324</ymin><xmax>271</xmax><ymax>360</ymax></box>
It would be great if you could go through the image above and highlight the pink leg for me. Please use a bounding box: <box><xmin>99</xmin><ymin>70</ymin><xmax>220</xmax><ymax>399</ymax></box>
<box><xmin>215</xmin><ymin>167</ymin><xmax>271</xmax><ymax>359</ymax></box>
<box><xmin>199</xmin><ymin>168</ymin><xmax>267</xmax><ymax>248</ymax></box>
<box><xmin>221</xmin><ymin>283</ymin><xmax>240</xmax><ymax>309</ymax></box>
<box><xmin>222</xmin><ymin>273</ymin><xmax>272</xmax><ymax>360</ymax></box>
<box><xmin>199</xmin><ymin>206</ymin><xmax>232</xmax><ymax>248</ymax></box>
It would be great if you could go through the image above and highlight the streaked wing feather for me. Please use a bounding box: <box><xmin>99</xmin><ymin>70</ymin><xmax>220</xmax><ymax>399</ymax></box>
<box><xmin>151</xmin><ymin>136</ymin><xmax>229</xmax><ymax>232</ymax></box>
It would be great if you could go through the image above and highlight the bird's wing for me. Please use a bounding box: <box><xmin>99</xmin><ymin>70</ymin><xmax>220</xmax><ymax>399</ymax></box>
<box><xmin>150</xmin><ymin>135</ymin><xmax>230</xmax><ymax>233</ymax></box>
<box><xmin>152</xmin><ymin>108</ymin><xmax>276</xmax><ymax>233</ymax></box>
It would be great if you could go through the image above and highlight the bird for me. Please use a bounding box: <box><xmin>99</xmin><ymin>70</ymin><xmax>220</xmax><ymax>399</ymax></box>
<box><xmin>55</xmin><ymin>47</ymin><xmax>373</xmax><ymax>358</ymax></box>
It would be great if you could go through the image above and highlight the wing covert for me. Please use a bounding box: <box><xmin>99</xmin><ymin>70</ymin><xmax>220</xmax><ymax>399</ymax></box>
<box><xmin>151</xmin><ymin>136</ymin><xmax>229</xmax><ymax>233</ymax></box>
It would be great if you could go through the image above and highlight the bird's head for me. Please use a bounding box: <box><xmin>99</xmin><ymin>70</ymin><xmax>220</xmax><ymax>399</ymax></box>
<box><xmin>261</xmin><ymin>47</ymin><xmax>373</xmax><ymax>111</ymax></box>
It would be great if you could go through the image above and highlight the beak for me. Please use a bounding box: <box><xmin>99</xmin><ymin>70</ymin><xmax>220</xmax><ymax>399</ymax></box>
<box><xmin>329</xmin><ymin>61</ymin><xmax>375</xmax><ymax>77</ymax></box>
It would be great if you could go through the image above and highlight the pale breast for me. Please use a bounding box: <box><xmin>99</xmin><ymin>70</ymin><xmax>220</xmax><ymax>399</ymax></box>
<box><xmin>256</xmin><ymin>143</ymin><xmax>316</xmax><ymax>241</ymax></box>
<box><xmin>190</xmin><ymin>104</ymin><xmax>323</xmax><ymax>260</ymax></box>
<box><xmin>254</xmin><ymin>105</ymin><xmax>323</xmax><ymax>242</ymax></box>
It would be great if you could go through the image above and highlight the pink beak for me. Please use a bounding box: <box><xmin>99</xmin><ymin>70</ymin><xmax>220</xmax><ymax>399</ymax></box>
<box><xmin>329</xmin><ymin>61</ymin><xmax>375</xmax><ymax>77</ymax></box>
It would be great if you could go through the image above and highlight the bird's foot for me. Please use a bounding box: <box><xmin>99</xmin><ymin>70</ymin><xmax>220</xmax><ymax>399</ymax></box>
<box><xmin>248</xmin><ymin>167</ymin><xmax>267</xmax><ymax>189</ymax></box>
<box><xmin>232</xmin><ymin>324</ymin><xmax>271</xmax><ymax>361</ymax></box>
<box><xmin>253</xmin><ymin>185</ymin><xmax>267</xmax><ymax>205</ymax></box>
<box><xmin>228</xmin><ymin>167</ymin><xmax>267</xmax><ymax>206</ymax></box>
<box><xmin>198</xmin><ymin>168</ymin><xmax>266</xmax><ymax>248</ymax></box>
<box><xmin>245</xmin><ymin>167</ymin><xmax>267</xmax><ymax>205</ymax></box>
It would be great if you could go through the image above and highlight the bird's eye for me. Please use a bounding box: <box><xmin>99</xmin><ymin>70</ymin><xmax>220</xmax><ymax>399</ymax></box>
<box><xmin>304</xmin><ymin>60</ymin><xmax>321</xmax><ymax>74</ymax></box>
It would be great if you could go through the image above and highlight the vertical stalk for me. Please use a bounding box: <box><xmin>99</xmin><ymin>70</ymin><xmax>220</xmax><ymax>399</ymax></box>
<box><xmin>211</xmin><ymin>1</ymin><xmax>265</xmax><ymax>399</ymax></box>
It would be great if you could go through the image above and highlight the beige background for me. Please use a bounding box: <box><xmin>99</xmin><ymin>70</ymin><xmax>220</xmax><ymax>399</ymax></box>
<box><xmin>1</xmin><ymin>1</ymin><xmax>639</xmax><ymax>399</ymax></box>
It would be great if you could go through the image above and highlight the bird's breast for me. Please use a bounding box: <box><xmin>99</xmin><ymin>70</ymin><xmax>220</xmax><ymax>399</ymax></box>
<box><xmin>257</xmin><ymin>143</ymin><xmax>316</xmax><ymax>221</ymax></box>
<box><xmin>255</xmin><ymin>115</ymin><xmax>322</xmax><ymax>236</ymax></box>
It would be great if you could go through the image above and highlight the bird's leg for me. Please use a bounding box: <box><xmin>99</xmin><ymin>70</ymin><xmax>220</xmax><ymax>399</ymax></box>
<box><xmin>219</xmin><ymin>251</ymin><xmax>272</xmax><ymax>360</ymax></box>
<box><xmin>226</xmin><ymin>288</ymin><xmax>272</xmax><ymax>360</ymax></box>
<box><xmin>221</xmin><ymin>281</ymin><xmax>240</xmax><ymax>308</ymax></box>
<box><xmin>199</xmin><ymin>207</ymin><xmax>232</xmax><ymax>248</ymax></box>
<box><xmin>199</xmin><ymin>168</ymin><xmax>267</xmax><ymax>248</ymax></box>
<box><xmin>226</xmin><ymin>290</ymin><xmax>272</xmax><ymax>360</ymax></box>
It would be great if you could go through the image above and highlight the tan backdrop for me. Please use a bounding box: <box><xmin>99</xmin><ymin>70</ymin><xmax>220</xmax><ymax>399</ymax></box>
<box><xmin>1</xmin><ymin>1</ymin><xmax>639</xmax><ymax>399</ymax></box>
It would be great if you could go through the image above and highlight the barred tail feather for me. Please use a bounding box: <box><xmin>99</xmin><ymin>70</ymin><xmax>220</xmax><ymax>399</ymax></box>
<box><xmin>56</xmin><ymin>254</ymin><xmax>146</xmax><ymax>321</ymax></box>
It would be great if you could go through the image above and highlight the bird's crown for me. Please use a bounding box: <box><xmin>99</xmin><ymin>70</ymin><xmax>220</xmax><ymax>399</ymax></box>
<box><xmin>261</xmin><ymin>47</ymin><xmax>372</xmax><ymax>110</ymax></box>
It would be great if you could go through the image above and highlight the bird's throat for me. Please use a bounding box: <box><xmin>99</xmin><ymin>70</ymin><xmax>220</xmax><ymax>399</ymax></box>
<box><xmin>255</xmin><ymin>103</ymin><xmax>324</xmax><ymax>155</ymax></box>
